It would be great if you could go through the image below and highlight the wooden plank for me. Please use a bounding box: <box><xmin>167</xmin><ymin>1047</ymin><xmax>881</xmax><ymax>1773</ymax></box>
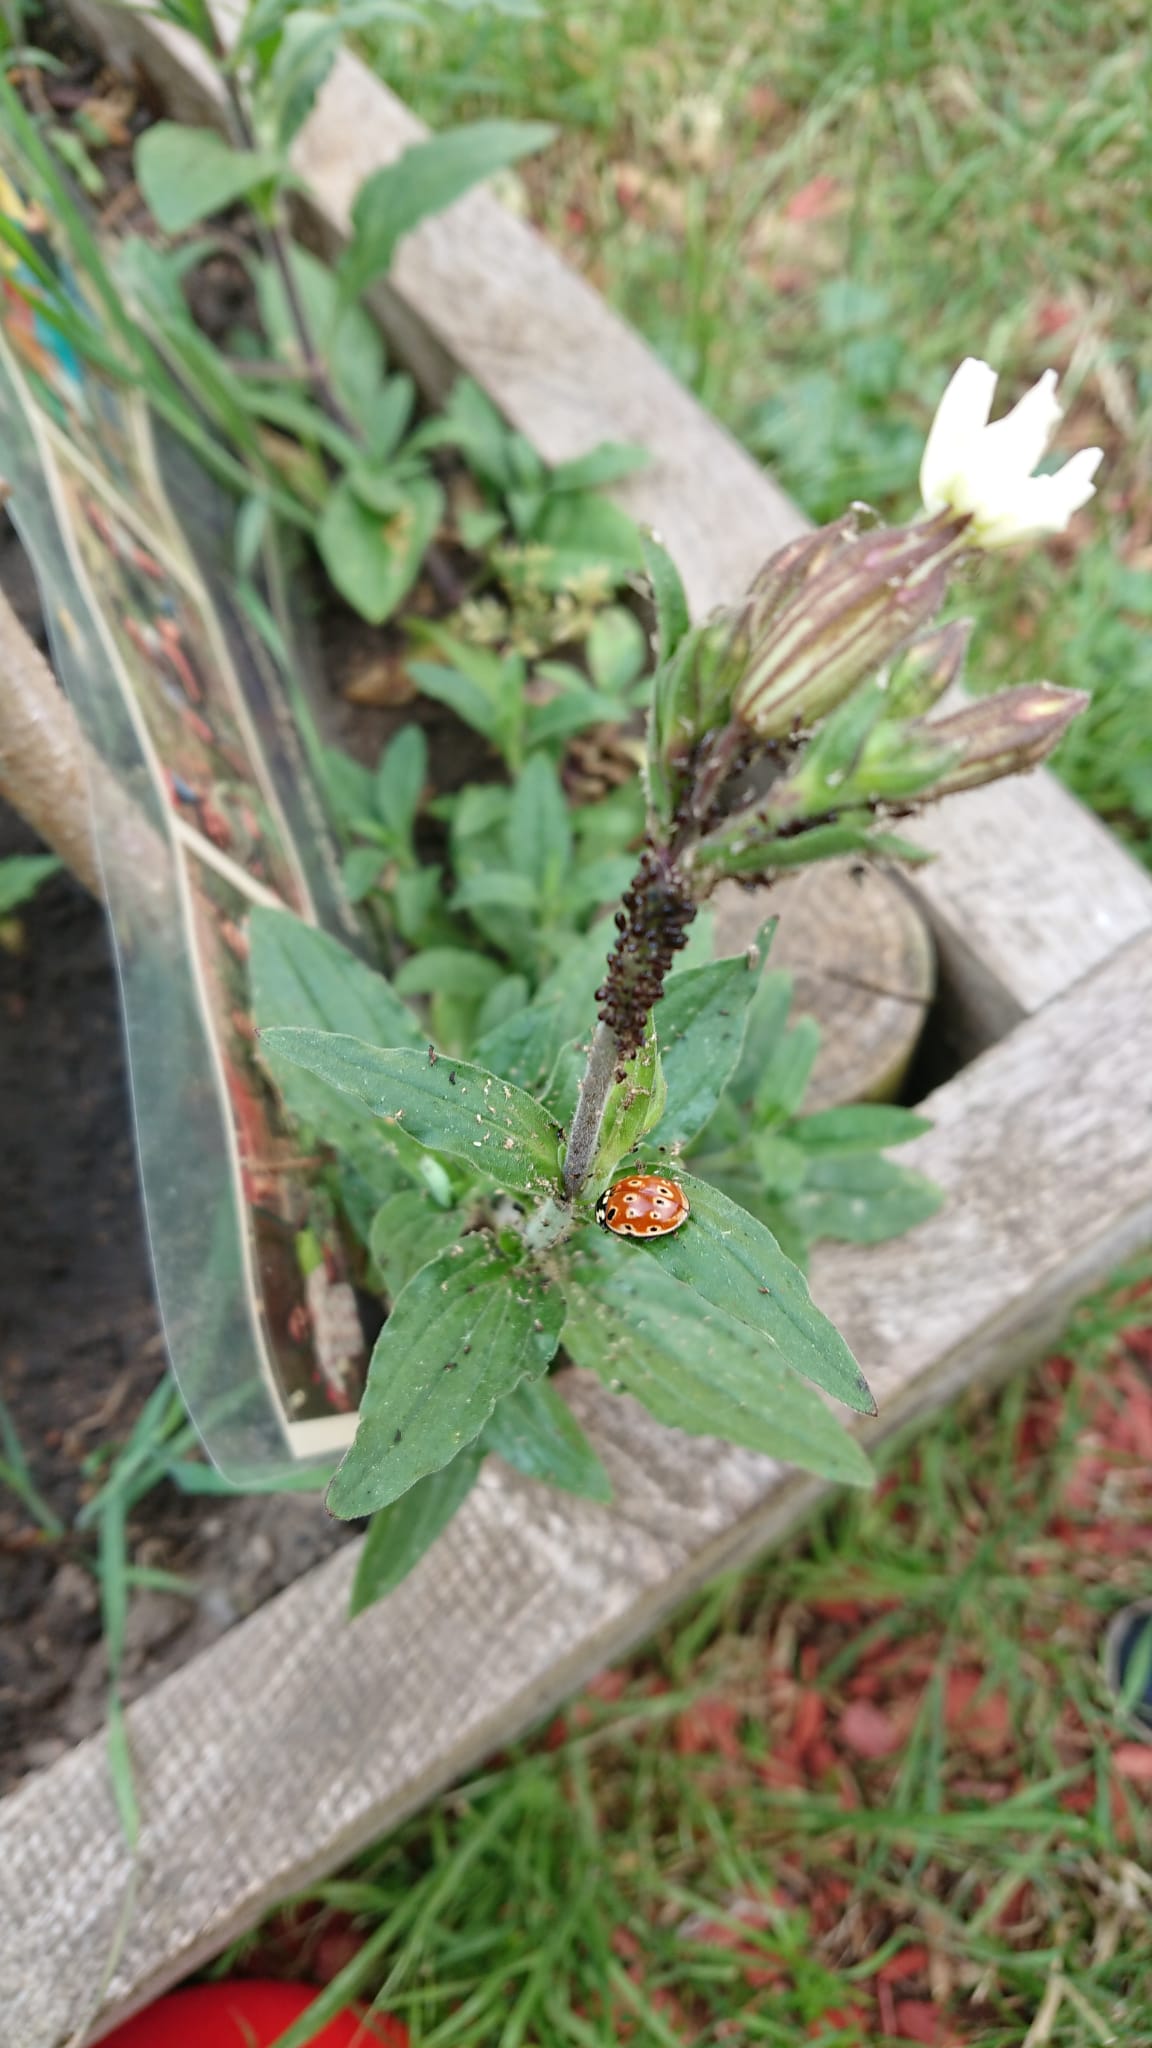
<box><xmin>64</xmin><ymin>0</ymin><xmax>1152</xmax><ymax>1044</ymax></box>
<box><xmin>6</xmin><ymin>927</ymin><xmax>1152</xmax><ymax>2048</ymax></box>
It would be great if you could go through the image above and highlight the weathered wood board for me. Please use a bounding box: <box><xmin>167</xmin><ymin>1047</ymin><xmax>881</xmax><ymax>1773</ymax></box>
<box><xmin>4</xmin><ymin>929</ymin><xmax>1152</xmax><ymax>2048</ymax></box>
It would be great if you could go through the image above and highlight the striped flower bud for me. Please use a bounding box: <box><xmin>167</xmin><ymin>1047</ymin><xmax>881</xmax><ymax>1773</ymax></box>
<box><xmin>731</xmin><ymin>516</ymin><xmax>963</xmax><ymax>740</ymax></box>
<box><xmin>910</xmin><ymin>683</ymin><xmax>1088</xmax><ymax>796</ymax></box>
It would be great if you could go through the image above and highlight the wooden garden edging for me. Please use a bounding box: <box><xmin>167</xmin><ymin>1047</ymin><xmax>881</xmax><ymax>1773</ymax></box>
<box><xmin>3</xmin><ymin>7</ymin><xmax>1152</xmax><ymax>2043</ymax></box>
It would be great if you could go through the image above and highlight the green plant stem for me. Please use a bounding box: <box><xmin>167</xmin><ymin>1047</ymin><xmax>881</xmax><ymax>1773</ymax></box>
<box><xmin>562</xmin><ymin>1020</ymin><xmax>620</xmax><ymax>1198</ymax></box>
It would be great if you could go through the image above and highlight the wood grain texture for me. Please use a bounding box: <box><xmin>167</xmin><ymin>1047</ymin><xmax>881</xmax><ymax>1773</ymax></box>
<box><xmin>713</xmin><ymin>861</ymin><xmax>936</xmax><ymax>1108</ymax></box>
<box><xmin>6</xmin><ymin>929</ymin><xmax>1152</xmax><ymax>2048</ymax></box>
<box><xmin>63</xmin><ymin>0</ymin><xmax>1152</xmax><ymax>1042</ymax></box>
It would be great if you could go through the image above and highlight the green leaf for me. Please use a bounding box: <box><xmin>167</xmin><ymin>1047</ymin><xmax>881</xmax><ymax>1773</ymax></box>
<box><xmin>135</xmin><ymin>124</ymin><xmax>281</xmax><ymax>234</ymax></box>
<box><xmin>532</xmin><ymin>493</ymin><xmax>643</xmax><ymax>581</ymax></box>
<box><xmin>408</xmin><ymin>660</ymin><xmax>503</xmax><ymax>745</ymax></box>
<box><xmin>642</xmin><ymin>1173</ymin><xmax>876</xmax><ymax>1415</ymax></box>
<box><xmin>640</xmin><ymin>529</ymin><xmax>691</xmax><ymax>664</ymax></box>
<box><xmin>257</xmin><ymin>1034</ymin><xmax>563</xmax><ymax>1195</ymax></box>
<box><xmin>593</xmin><ymin>1021</ymin><xmax>667</xmax><ymax>1184</ymax></box>
<box><xmin>263</xmin><ymin>9</ymin><xmax>339</xmax><ymax>145</ymax></box>
<box><xmin>729</xmin><ymin>965</ymin><xmax>789</xmax><ymax>1104</ymax></box>
<box><xmin>525</xmin><ymin>682</ymin><xmax>630</xmax><ymax>750</ymax></box>
<box><xmin>789</xmin><ymin>1155</ymin><xmax>944</xmax><ymax>1245</ymax></box>
<box><xmin>452</xmin><ymin>870</ymin><xmax>540</xmax><ymax>915</ymax></box>
<box><xmin>548</xmin><ymin>442</ymin><xmax>648</xmax><ymax>494</ymax></box>
<box><xmin>790</xmin><ymin>1105</ymin><xmax>933</xmax><ymax>1155</ymax></box>
<box><xmin>753</xmin><ymin>1018</ymin><xmax>822</xmax><ymax>1125</ymax></box>
<box><xmin>153</xmin><ymin>0</ymin><xmax>218</xmax><ymax>45</ymax></box>
<box><xmin>349</xmin><ymin>1449</ymin><xmax>483</xmax><ymax>1616</ymax></box>
<box><xmin>316</xmin><ymin>476</ymin><xmax>443</xmax><ymax>625</ymax></box>
<box><xmin>654</xmin><ymin>944</ymin><xmax>770</xmax><ymax>1149</ymax></box>
<box><xmin>752</xmin><ymin>1131</ymin><xmax>809</xmax><ymax>1196</ymax></box>
<box><xmin>327</xmin><ymin>1240</ymin><xmax>565</xmax><ymax>1515</ymax></box>
<box><xmin>506</xmin><ymin>753</ymin><xmax>572</xmax><ymax>888</ymax></box>
<box><xmin>375</xmin><ymin>725</ymin><xmax>426</xmax><ymax>847</ymax></box>
<box><xmin>320</xmin><ymin>746</ymin><xmax>377</xmax><ymax>832</ymax></box>
<box><xmin>587</xmin><ymin>606</ymin><xmax>648</xmax><ymax>693</ymax></box>
<box><xmin>341</xmin><ymin>120</ymin><xmax>555</xmax><ymax>301</ymax></box>
<box><xmin>370</xmin><ymin>1189</ymin><xmax>464</xmax><ymax>1299</ymax></box>
<box><xmin>475</xmin><ymin>975</ymin><xmax>531</xmax><ymax>1041</ymax></box>
<box><xmin>421</xmin><ymin>377</ymin><xmax>514</xmax><ymax>494</ymax></box>
<box><xmin>394</xmin><ymin>947</ymin><xmax>507</xmax><ymax>999</ymax></box>
<box><xmin>342</xmin><ymin>843</ymin><xmax>382</xmax><ymax>902</ymax></box>
<box><xmin>0</xmin><ymin>853</ymin><xmax>61</xmax><ymax>915</ymax></box>
<box><xmin>560</xmin><ymin>1234</ymin><xmax>871</xmax><ymax>1487</ymax></box>
<box><xmin>472</xmin><ymin>916</ymin><xmax>614</xmax><ymax>1099</ymax></box>
<box><xmin>250</xmin><ymin>908</ymin><xmax>424</xmax><ymax>1175</ymax></box>
<box><xmin>483</xmin><ymin>1378</ymin><xmax>611</xmax><ymax>1501</ymax></box>
<box><xmin>558</xmin><ymin>854</ymin><xmax>637</xmax><ymax>917</ymax></box>
<box><xmin>366</xmin><ymin>374</ymin><xmax>417</xmax><ymax>461</ymax></box>
<box><xmin>249</xmin><ymin>907</ymin><xmax>423</xmax><ymax>1048</ymax></box>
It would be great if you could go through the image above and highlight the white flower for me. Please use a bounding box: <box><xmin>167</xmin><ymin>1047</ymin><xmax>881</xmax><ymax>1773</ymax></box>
<box><xmin>920</xmin><ymin>358</ymin><xmax>1103</xmax><ymax>548</ymax></box>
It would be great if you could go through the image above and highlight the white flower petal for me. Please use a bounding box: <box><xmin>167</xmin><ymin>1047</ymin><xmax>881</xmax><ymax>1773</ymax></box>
<box><xmin>920</xmin><ymin>360</ymin><xmax>1102</xmax><ymax>550</ymax></box>
<box><xmin>974</xmin><ymin>450</ymin><xmax>1103</xmax><ymax>547</ymax></box>
<box><xmin>979</xmin><ymin>368</ymin><xmax>1062</xmax><ymax>479</ymax></box>
<box><xmin>919</xmin><ymin>358</ymin><xmax>997</xmax><ymax>514</ymax></box>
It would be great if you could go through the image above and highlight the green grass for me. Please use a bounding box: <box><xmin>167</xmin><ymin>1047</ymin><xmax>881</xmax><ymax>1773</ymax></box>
<box><xmin>224</xmin><ymin>1256</ymin><xmax>1152</xmax><ymax>2046</ymax></box>
<box><xmin>364</xmin><ymin>0</ymin><xmax>1152</xmax><ymax>856</ymax></box>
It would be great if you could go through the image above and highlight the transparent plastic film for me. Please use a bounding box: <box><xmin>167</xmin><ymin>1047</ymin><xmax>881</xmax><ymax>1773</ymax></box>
<box><xmin>0</xmin><ymin>177</ymin><xmax>374</xmax><ymax>1481</ymax></box>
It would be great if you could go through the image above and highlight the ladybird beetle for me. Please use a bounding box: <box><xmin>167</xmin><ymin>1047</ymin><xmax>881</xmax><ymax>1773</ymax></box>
<box><xmin>595</xmin><ymin>1173</ymin><xmax>690</xmax><ymax>1239</ymax></box>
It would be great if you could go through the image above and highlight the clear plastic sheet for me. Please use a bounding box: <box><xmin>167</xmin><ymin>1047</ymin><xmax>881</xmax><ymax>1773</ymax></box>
<box><xmin>0</xmin><ymin>193</ymin><xmax>372</xmax><ymax>1479</ymax></box>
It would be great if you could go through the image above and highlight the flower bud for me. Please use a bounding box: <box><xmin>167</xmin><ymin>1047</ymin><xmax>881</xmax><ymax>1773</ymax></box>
<box><xmin>911</xmin><ymin>683</ymin><xmax>1088</xmax><ymax>796</ymax></box>
<box><xmin>883</xmin><ymin>617</ymin><xmax>973</xmax><ymax>717</ymax></box>
<box><xmin>732</xmin><ymin>516</ymin><xmax>963</xmax><ymax>740</ymax></box>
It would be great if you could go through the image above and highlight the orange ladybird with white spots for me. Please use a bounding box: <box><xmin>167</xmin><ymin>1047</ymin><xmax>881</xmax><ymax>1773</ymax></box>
<box><xmin>595</xmin><ymin>1172</ymin><xmax>690</xmax><ymax>1239</ymax></box>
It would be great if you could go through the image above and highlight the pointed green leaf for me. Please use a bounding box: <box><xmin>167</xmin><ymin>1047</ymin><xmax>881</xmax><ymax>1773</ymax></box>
<box><xmin>640</xmin><ymin>529</ymin><xmax>691</xmax><ymax>664</ymax></box>
<box><xmin>263</xmin><ymin>9</ymin><xmax>340</xmax><ymax>145</ymax></box>
<box><xmin>257</xmin><ymin>1034</ymin><xmax>563</xmax><ymax>1195</ymax></box>
<box><xmin>483</xmin><ymin>1378</ymin><xmax>611</xmax><ymax>1501</ymax></box>
<box><xmin>349</xmin><ymin>1449</ymin><xmax>484</xmax><ymax>1615</ymax></box>
<box><xmin>753</xmin><ymin>1017</ymin><xmax>821</xmax><ymax>1125</ymax></box>
<box><xmin>790</xmin><ymin>1105</ymin><xmax>933</xmax><ymax>1154</ymax></box>
<box><xmin>249</xmin><ymin>907</ymin><xmax>424</xmax><ymax>1048</ymax></box>
<box><xmin>374</xmin><ymin>724</ymin><xmax>426</xmax><ymax>846</ymax></box>
<box><xmin>341</xmin><ymin>120</ymin><xmax>555</xmax><ymax>300</ymax></box>
<box><xmin>472</xmin><ymin>915</ymin><xmax>615</xmax><ymax>1098</ymax></box>
<box><xmin>560</xmin><ymin>1233</ymin><xmax>871</xmax><ymax>1487</ymax></box>
<box><xmin>327</xmin><ymin>1240</ymin><xmax>565</xmax><ymax>1515</ymax></box>
<box><xmin>789</xmin><ymin>1154</ymin><xmax>943</xmax><ymax>1245</ymax></box>
<box><xmin>250</xmin><ymin>908</ymin><xmax>424</xmax><ymax>1184</ymax></box>
<box><xmin>394</xmin><ymin>948</ymin><xmax>506</xmax><ymax>999</ymax></box>
<box><xmin>586</xmin><ymin>605</ymin><xmax>648</xmax><ymax>694</ymax></box>
<box><xmin>532</xmin><ymin>492</ymin><xmax>643</xmax><ymax>582</ymax></box>
<box><xmin>593</xmin><ymin>1020</ymin><xmax>667</xmax><ymax>1184</ymax></box>
<box><xmin>408</xmin><ymin>661</ymin><xmax>504</xmax><ymax>747</ymax></box>
<box><xmin>506</xmin><ymin>754</ymin><xmax>572</xmax><ymax>888</ymax></box>
<box><xmin>640</xmin><ymin>1173</ymin><xmax>875</xmax><ymax>1414</ymax></box>
<box><xmin>549</xmin><ymin>442</ymin><xmax>648</xmax><ymax>494</ymax></box>
<box><xmin>369</xmin><ymin>1190</ymin><xmax>463</xmax><ymax>1299</ymax></box>
<box><xmin>654</xmin><ymin>941</ymin><xmax>771</xmax><ymax>1148</ymax></box>
<box><xmin>316</xmin><ymin>476</ymin><xmax>443</xmax><ymax>624</ymax></box>
<box><xmin>135</xmin><ymin>124</ymin><xmax>281</xmax><ymax>234</ymax></box>
<box><xmin>0</xmin><ymin>853</ymin><xmax>61</xmax><ymax>915</ymax></box>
